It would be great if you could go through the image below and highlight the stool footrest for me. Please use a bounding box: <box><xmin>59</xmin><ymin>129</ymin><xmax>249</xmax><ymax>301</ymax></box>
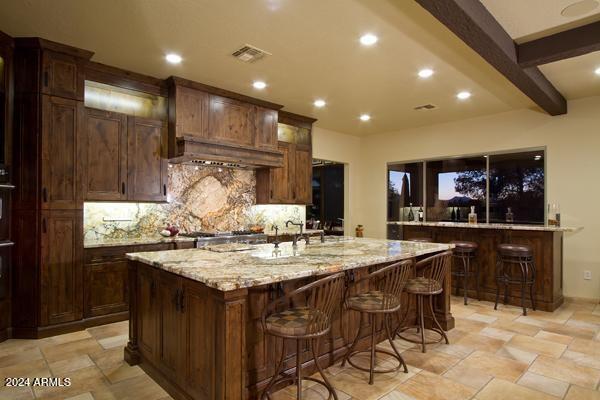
<box><xmin>345</xmin><ymin>348</ymin><xmax>405</xmax><ymax>375</ymax></box>
<box><xmin>397</xmin><ymin>326</ymin><xmax>447</xmax><ymax>346</ymax></box>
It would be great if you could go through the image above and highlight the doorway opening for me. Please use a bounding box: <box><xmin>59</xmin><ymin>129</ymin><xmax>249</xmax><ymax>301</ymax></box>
<box><xmin>307</xmin><ymin>159</ymin><xmax>344</xmax><ymax>236</ymax></box>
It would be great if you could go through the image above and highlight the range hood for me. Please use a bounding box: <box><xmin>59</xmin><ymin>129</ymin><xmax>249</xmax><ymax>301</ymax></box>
<box><xmin>168</xmin><ymin>135</ymin><xmax>283</xmax><ymax>168</ymax></box>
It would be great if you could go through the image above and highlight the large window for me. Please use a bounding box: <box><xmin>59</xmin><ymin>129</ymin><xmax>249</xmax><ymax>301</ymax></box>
<box><xmin>387</xmin><ymin>148</ymin><xmax>545</xmax><ymax>225</ymax></box>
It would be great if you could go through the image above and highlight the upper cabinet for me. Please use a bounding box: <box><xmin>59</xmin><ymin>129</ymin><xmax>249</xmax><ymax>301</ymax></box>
<box><xmin>41</xmin><ymin>51</ymin><xmax>86</xmax><ymax>100</ymax></box>
<box><xmin>256</xmin><ymin>111</ymin><xmax>316</xmax><ymax>205</ymax></box>
<box><xmin>167</xmin><ymin>77</ymin><xmax>283</xmax><ymax>167</ymax></box>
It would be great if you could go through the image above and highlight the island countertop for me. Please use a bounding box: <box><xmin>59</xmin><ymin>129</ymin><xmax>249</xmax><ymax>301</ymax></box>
<box><xmin>388</xmin><ymin>221</ymin><xmax>581</xmax><ymax>232</ymax></box>
<box><xmin>126</xmin><ymin>237</ymin><xmax>453</xmax><ymax>291</ymax></box>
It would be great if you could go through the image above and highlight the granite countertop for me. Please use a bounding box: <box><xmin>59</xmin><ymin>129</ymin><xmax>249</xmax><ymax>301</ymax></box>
<box><xmin>388</xmin><ymin>221</ymin><xmax>581</xmax><ymax>233</ymax></box>
<box><xmin>126</xmin><ymin>237</ymin><xmax>454</xmax><ymax>291</ymax></box>
<box><xmin>84</xmin><ymin>235</ymin><xmax>196</xmax><ymax>249</ymax></box>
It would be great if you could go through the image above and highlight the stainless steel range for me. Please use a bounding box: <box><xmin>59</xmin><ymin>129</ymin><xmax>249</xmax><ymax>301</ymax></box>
<box><xmin>179</xmin><ymin>230</ymin><xmax>268</xmax><ymax>248</ymax></box>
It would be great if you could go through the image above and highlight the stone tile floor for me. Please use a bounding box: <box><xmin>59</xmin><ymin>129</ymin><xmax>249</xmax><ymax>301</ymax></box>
<box><xmin>0</xmin><ymin>297</ymin><xmax>599</xmax><ymax>399</ymax></box>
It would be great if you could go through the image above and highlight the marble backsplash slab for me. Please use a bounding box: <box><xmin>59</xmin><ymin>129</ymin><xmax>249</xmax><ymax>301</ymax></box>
<box><xmin>84</xmin><ymin>164</ymin><xmax>305</xmax><ymax>241</ymax></box>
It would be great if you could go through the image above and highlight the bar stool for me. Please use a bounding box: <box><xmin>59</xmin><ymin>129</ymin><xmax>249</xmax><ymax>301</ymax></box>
<box><xmin>342</xmin><ymin>260</ymin><xmax>413</xmax><ymax>384</ymax></box>
<box><xmin>450</xmin><ymin>241</ymin><xmax>479</xmax><ymax>305</ymax></box>
<box><xmin>260</xmin><ymin>272</ymin><xmax>345</xmax><ymax>400</ymax></box>
<box><xmin>494</xmin><ymin>244</ymin><xmax>536</xmax><ymax>316</ymax></box>
<box><xmin>407</xmin><ymin>237</ymin><xmax>432</xmax><ymax>243</ymax></box>
<box><xmin>397</xmin><ymin>251</ymin><xmax>452</xmax><ymax>353</ymax></box>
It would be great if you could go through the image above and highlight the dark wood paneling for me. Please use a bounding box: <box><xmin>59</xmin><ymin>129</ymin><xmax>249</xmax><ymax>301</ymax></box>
<box><xmin>270</xmin><ymin>142</ymin><xmax>292</xmax><ymax>203</ymax></box>
<box><xmin>84</xmin><ymin>259</ymin><xmax>128</xmax><ymax>317</ymax></box>
<box><xmin>83</xmin><ymin>108</ymin><xmax>128</xmax><ymax>201</ymax></box>
<box><xmin>208</xmin><ymin>95</ymin><xmax>256</xmax><ymax>147</ymax></box>
<box><xmin>255</xmin><ymin>107</ymin><xmax>278</xmax><ymax>151</ymax></box>
<box><xmin>137</xmin><ymin>263</ymin><xmax>159</xmax><ymax>363</ymax></box>
<box><xmin>41</xmin><ymin>51</ymin><xmax>85</xmax><ymax>100</ymax></box>
<box><xmin>294</xmin><ymin>146</ymin><xmax>312</xmax><ymax>204</ymax></box>
<box><xmin>172</xmin><ymin>85</ymin><xmax>208</xmax><ymax>140</ymax></box>
<box><xmin>157</xmin><ymin>270</ymin><xmax>183</xmax><ymax>382</ymax></box>
<box><xmin>127</xmin><ymin>117</ymin><xmax>168</xmax><ymax>202</ymax></box>
<box><xmin>41</xmin><ymin>95</ymin><xmax>83</xmax><ymax>209</ymax></box>
<box><xmin>84</xmin><ymin>61</ymin><xmax>168</xmax><ymax>97</ymax></box>
<box><xmin>40</xmin><ymin>210</ymin><xmax>83</xmax><ymax>326</ymax></box>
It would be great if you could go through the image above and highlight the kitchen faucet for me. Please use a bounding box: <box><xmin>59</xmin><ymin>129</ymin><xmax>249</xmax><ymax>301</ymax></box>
<box><xmin>271</xmin><ymin>225</ymin><xmax>281</xmax><ymax>248</ymax></box>
<box><xmin>285</xmin><ymin>220</ymin><xmax>308</xmax><ymax>246</ymax></box>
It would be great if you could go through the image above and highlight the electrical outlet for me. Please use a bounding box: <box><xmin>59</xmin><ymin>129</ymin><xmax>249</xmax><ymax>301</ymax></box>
<box><xmin>584</xmin><ymin>270</ymin><xmax>592</xmax><ymax>280</ymax></box>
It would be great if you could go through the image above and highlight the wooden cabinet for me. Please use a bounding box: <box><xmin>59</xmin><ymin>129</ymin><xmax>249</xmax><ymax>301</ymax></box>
<box><xmin>41</xmin><ymin>95</ymin><xmax>84</xmax><ymax>209</ymax></box>
<box><xmin>207</xmin><ymin>95</ymin><xmax>255</xmax><ymax>147</ymax></box>
<box><xmin>41</xmin><ymin>51</ymin><xmax>85</xmax><ymax>100</ymax></box>
<box><xmin>157</xmin><ymin>270</ymin><xmax>184</xmax><ymax>382</ymax></box>
<box><xmin>255</xmin><ymin>107</ymin><xmax>278</xmax><ymax>150</ymax></box>
<box><xmin>40</xmin><ymin>210</ymin><xmax>83</xmax><ymax>326</ymax></box>
<box><xmin>137</xmin><ymin>263</ymin><xmax>159</xmax><ymax>363</ymax></box>
<box><xmin>82</xmin><ymin>109</ymin><xmax>127</xmax><ymax>201</ymax></box>
<box><xmin>173</xmin><ymin>85</ymin><xmax>208</xmax><ymax>139</ymax></box>
<box><xmin>127</xmin><ymin>117</ymin><xmax>168</xmax><ymax>202</ymax></box>
<box><xmin>256</xmin><ymin>112</ymin><xmax>315</xmax><ymax>205</ymax></box>
<box><xmin>83</xmin><ymin>108</ymin><xmax>167</xmax><ymax>202</ymax></box>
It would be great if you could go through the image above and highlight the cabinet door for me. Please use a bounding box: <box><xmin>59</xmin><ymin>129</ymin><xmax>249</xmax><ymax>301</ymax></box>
<box><xmin>84</xmin><ymin>259</ymin><xmax>128</xmax><ymax>317</ymax></box>
<box><xmin>183</xmin><ymin>281</ymin><xmax>214</xmax><ymax>399</ymax></box>
<box><xmin>138</xmin><ymin>264</ymin><xmax>159</xmax><ymax>363</ymax></box>
<box><xmin>293</xmin><ymin>146</ymin><xmax>312</xmax><ymax>204</ymax></box>
<box><xmin>255</xmin><ymin>107</ymin><xmax>278</xmax><ymax>150</ymax></box>
<box><xmin>270</xmin><ymin>142</ymin><xmax>292</xmax><ymax>203</ymax></box>
<box><xmin>157</xmin><ymin>271</ymin><xmax>183</xmax><ymax>381</ymax></box>
<box><xmin>83</xmin><ymin>108</ymin><xmax>127</xmax><ymax>201</ymax></box>
<box><xmin>40</xmin><ymin>210</ymin><xmax>83</xmax><ymax>325</ymax></box>
<box><xmin>174</xmin><ymin>85</ymin><xmax>208</xmax><ymax>139</ymax></box>
<box><xmin>41</xmin><ymin>51</ymin><xmax>84</xmax><ymax>100</ymax></box>
<box><xmin>127</xmin><ymin>117</ymin><xmax>168</xmax><ymax>202</ymax></box>
<box><xmin>208</xmin><ymin>95</ymin><xmax>255</xmax><ymax>147</ymax></box>
<box><xmin>41</xmin><ymin>95</ymin><xmax>84</xmax><ymax>209</ymax></box>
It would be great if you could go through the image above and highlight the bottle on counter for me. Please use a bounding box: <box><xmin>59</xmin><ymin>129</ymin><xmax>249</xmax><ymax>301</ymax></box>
<box><xmin>451</xmin><ymin>207</ymin><xmax>456</xmax><ymax>221</ymax></box>
<box><xmin>355</xmin><ymin>225</ymin><xmax>364</xmax><ymax>237</ymax></box>
<box><xmin>468</xmin><ymin>206</ymin><xmax>477</xmax><ymax>224</ymax></box>
<box><xmin>418</xmin><ymin>207</ymin><xmax>424</xmax><ymax>222</ymax></box>
<box><xmin>408</xmin><ymin>203</ymin><xmax>415</xmax><ymax>221</ymax></box>
<box><xmin>456</xmin><ymin>207</ymin><xmax>461</xmax><ymax>221</ymax></box>
<box><xmin>505</xmin><ymin>207</ymin><xmax>514</xmax><ymax>223</ymax></box>
<box><xmin>548</xmin><ymin>203</ymin><xmax>561</xmax><ymax>227</ymax></box>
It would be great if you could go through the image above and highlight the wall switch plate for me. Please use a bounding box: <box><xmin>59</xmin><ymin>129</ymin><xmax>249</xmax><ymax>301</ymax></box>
<box><xmin>584</xmin><ymin>270</ymin><xmax>592</xmax><ymax>280</ymax></box>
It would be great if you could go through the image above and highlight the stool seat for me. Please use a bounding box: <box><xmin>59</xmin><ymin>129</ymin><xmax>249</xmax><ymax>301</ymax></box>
<box><xmin>405</xmin><ymin>277</ymin><xmax>443</xmax><ymax>295</ymax></box>
<box><xmin>407</xmin><ymin>237</ymin><xmax>432</xmax><ymax>243</ymax></box>
<box><xmin>498</xmin><ymin>243</ymin><xmax>533</xmax><ymax>257</ymax></box>
<box><xmin>265</xmin><ymin>307</ymin><xmax>329</xmax><ymax>337</ymax></box>
<box><xmin>346</xmin><ymin>291</ymin><xmax>401</xmax><ymax>312</ymax></box>
<box><xmin>450</xmin><ymin>240</ymin><xmax>478</xmax><ymax>251</ymax></box>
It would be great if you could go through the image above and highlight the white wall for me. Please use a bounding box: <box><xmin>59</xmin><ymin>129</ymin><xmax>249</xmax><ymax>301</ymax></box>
<box><xmin>353</xmin><ymin>96</ymin><xmax>600</xmax><ymax>299</ymax></box>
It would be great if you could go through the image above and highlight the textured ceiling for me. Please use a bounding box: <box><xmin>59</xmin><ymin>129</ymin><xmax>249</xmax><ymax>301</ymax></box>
<box><xmin>0</xmin><ymin>0</ymin><xmax>595</xmax><ymax>136</ymax></box>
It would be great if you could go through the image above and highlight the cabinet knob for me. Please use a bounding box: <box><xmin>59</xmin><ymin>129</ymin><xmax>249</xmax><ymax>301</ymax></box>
<box><xmin>122</xmin><ymin>182</ymin><xmax>125</xmax><ymax>195</ymax></box>
<box><xmin>42</xmin><ymin>187</ymin><xmax>48</xmax><ymax>203</ymax></box>
<box><xmin>163</xmin><ymin>184</ymin><xmax>167</xmax><ymax>196</ymax></box>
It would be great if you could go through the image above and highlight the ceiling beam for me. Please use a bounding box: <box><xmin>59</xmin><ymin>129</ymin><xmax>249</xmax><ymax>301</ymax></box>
<box><xmin>517</xmin><ymin>21</ymin><xmax>600</xmax><ymax>68</ymax></box>
<box><xmin>414</xmin><ymin>0</ymin><xmax>567</xmax><ymax>116</ymax></box>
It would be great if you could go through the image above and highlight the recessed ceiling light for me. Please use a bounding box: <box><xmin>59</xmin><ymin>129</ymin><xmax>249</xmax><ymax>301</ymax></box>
<box><xmin>595</xmin><ymin>67</ymin><xmax>600</xmax><ymax>76</ymax></box>
<box><xmin>456</xmin><ymin>91</ymin><xmax>472</xmax><ymax>100</ymax></box>
<box><xmin>359</xmin><ymin>33</ymin><xmax>378</xmax><ymax>46</ymax></box>
<box><xmin>252</xmin><ymin>81</ymin><xmax>267</xmax><ymax>90</ymax></box>
<box><xmin>359</xmin><ymin>114</ymin><xmax>371</xmax><ymax>121</ymax></box>
<box><xmin>418</xmin><ymin>68</ymin><xmax>434</xmax><ymax>78</ymax></box>
<box><xmin>561</xmin><ymin>0</ymin><xmax>599</xmax><ymax>17</ymax></box>
<box><xmin>165</xmin><ymin>53</ymin><xmax>182</xmax><ymax>64</ymax></box>
<box><xmin>313</xmin><ymin>99</ymin><xmax>326</xmax><ymax>108</ymax></box>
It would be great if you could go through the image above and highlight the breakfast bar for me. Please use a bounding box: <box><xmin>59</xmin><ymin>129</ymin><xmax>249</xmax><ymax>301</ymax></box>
<box><xmin>388</xmin><ymin>222</ymin><xmax>581</xmax><ymax>312</ymax></box>
<box><xmin>124</xmin><ymin>238</ymin><xmax>453</xmax><ymax>400</ymax></box>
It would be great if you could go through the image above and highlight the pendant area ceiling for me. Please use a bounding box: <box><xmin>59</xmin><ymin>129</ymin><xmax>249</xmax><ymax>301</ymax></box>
<box><xmin>0</xmin><ymin>0</ymin><xmax>597</xmax><ymax>136</ymax></box>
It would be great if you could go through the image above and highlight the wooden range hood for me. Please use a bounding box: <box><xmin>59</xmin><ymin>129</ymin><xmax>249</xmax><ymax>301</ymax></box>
<box><xmin>167</xmin><ymin>76</ymin><xmax>284</xmax><ymax>168</ymax></box>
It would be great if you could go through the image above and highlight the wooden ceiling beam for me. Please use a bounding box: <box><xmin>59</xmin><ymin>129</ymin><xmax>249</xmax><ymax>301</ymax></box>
<box><xmin>517</xmin><ymin>21</ymin><xmax>600</xmax><ymax>68</ymax></box>
<box><xmin>414</xmin><ymin>0</ymin><xmax>567</xmax><ymax>116</ymax></box>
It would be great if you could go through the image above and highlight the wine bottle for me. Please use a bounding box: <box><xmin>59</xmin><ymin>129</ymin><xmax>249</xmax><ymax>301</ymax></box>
<box><xmin>451</xmin><ymin>207</ymin><xmax>456</xmax><ymax>221</ymax></box>
<box><xmin>418</xmin><ymin>207</ymin><xmax>424</xmax><ymax>222</ymax></box>
<box><xmin>408</xmin><ymin>203</ymin><xmax>415</xmax><ymax>221</ymax></box>
<box><xmin>456</xmin><ymin>207</ymin><xmax>461</xmax><ymax>221</ymax></box>
<box><xmin>506</xmin><ymin>207</ymin><xmax>514</xmax><ymax>223</ymax></box>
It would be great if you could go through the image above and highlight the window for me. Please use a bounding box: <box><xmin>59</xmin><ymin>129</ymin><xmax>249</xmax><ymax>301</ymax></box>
<box><xmin>387</xmin><ymin>162</ymin><xmax>423</xmax><ymax>221</ymax></box>
<box><xmin>387</xmin><ymin>148</ymin><xmax>545</xmax><ymax>225</ymax></box>
<box><xmin>489</xmin><ymin>151</ymin><xmax>544</xmax><ymax>224</ymax></box>
<box><xmin>426</xmin><ymin>157</ymin><xmax>486</xmax><ymax>222</ymax></box>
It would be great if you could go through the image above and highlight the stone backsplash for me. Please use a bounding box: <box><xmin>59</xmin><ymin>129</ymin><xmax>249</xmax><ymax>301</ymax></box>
<box><xmin>84</xmin><ymin>164</ymin><xmax>305</xmax><ymax>241</ymax></box>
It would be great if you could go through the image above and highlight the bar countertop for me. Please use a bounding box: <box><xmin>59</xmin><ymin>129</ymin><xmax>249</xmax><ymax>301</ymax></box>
<box><xmin>126</xmin><ymin>237</ymin><xmax>453</xmax><ymax>291</ymax></box>
<box><xmin>388</xmin><ymin>221</ymin><xmax>582</xmax><ymax>232</ymax></box>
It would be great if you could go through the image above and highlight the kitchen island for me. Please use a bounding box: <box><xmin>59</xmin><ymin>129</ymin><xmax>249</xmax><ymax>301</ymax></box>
<box><xmin>388</xmin><ymin>221</ymin><xmax>581</xmax><ymax>312</ymax></box>
<box><xmin>124</xmin><ymin>237</ymin><xmax>453</xmax><ymax>400</ymax></box>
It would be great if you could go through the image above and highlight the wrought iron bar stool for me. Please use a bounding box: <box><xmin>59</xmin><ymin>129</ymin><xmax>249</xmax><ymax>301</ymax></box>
<box><xmin>397</xmin><ymin>251</ymin><xmax>452</xmax><ymax>353</ymax></box>
<box><xmin>450</xmin><ymin>241</ymin><xmax>479</xmax><ymax>305</ymax></box>
<box><xmin>260</xmin><ymin>272</ymin><xmax>346</xmax><ymax>400</ymax></box>
<box><xmin>407</xmin><ymin>237</ymin><xmax>432</xmax><ymax>243</ymax></box>
<box><xmin>494</xmin><ymin>243</ymin><xmax>536</xmax><ymax>316</ymax></box>
<box><xmin>341</xmin><ymin>259</ymin><xmax>413</xmax><ymax>384</ymax></box>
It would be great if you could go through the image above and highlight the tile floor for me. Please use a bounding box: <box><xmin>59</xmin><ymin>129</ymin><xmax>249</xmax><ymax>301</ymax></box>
<box><xmin>0</xmin><ymin>297</ymin><xmax>599</xmax><ymax>400</ymax></box>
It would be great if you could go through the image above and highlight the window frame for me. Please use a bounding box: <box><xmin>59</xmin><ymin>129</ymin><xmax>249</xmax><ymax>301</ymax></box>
<box><xmin>386</xmin><ymin>146</ymin><xmax>547</xmax><ymax>224</ymax></box>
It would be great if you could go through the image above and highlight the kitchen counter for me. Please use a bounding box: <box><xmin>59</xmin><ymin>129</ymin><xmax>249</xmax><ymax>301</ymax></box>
<box><xmin>388</xmin><ymin>221</ymin><xmax>581</xmax><ymax>232</ymax></box>
<box><xmin>84</xmin><ymin>235</ymin><xmax>196</xmax><ymax>249</ymax></box>
<box><xmin>126</xmin><ymin>237</ymin><xmax>453</xmax><ymax>291</ymax></box>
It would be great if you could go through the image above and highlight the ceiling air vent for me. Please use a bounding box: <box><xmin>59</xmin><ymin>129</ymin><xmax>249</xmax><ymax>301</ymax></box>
<box><xmin>232</xmin><ymin>44</ymin><xmax>271</xmax><ymax>63</ymax></box>
<box><xmin>414</xmin><ymin>104</ymin><xmax>438</xmax><ymax>111</ymax></box>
